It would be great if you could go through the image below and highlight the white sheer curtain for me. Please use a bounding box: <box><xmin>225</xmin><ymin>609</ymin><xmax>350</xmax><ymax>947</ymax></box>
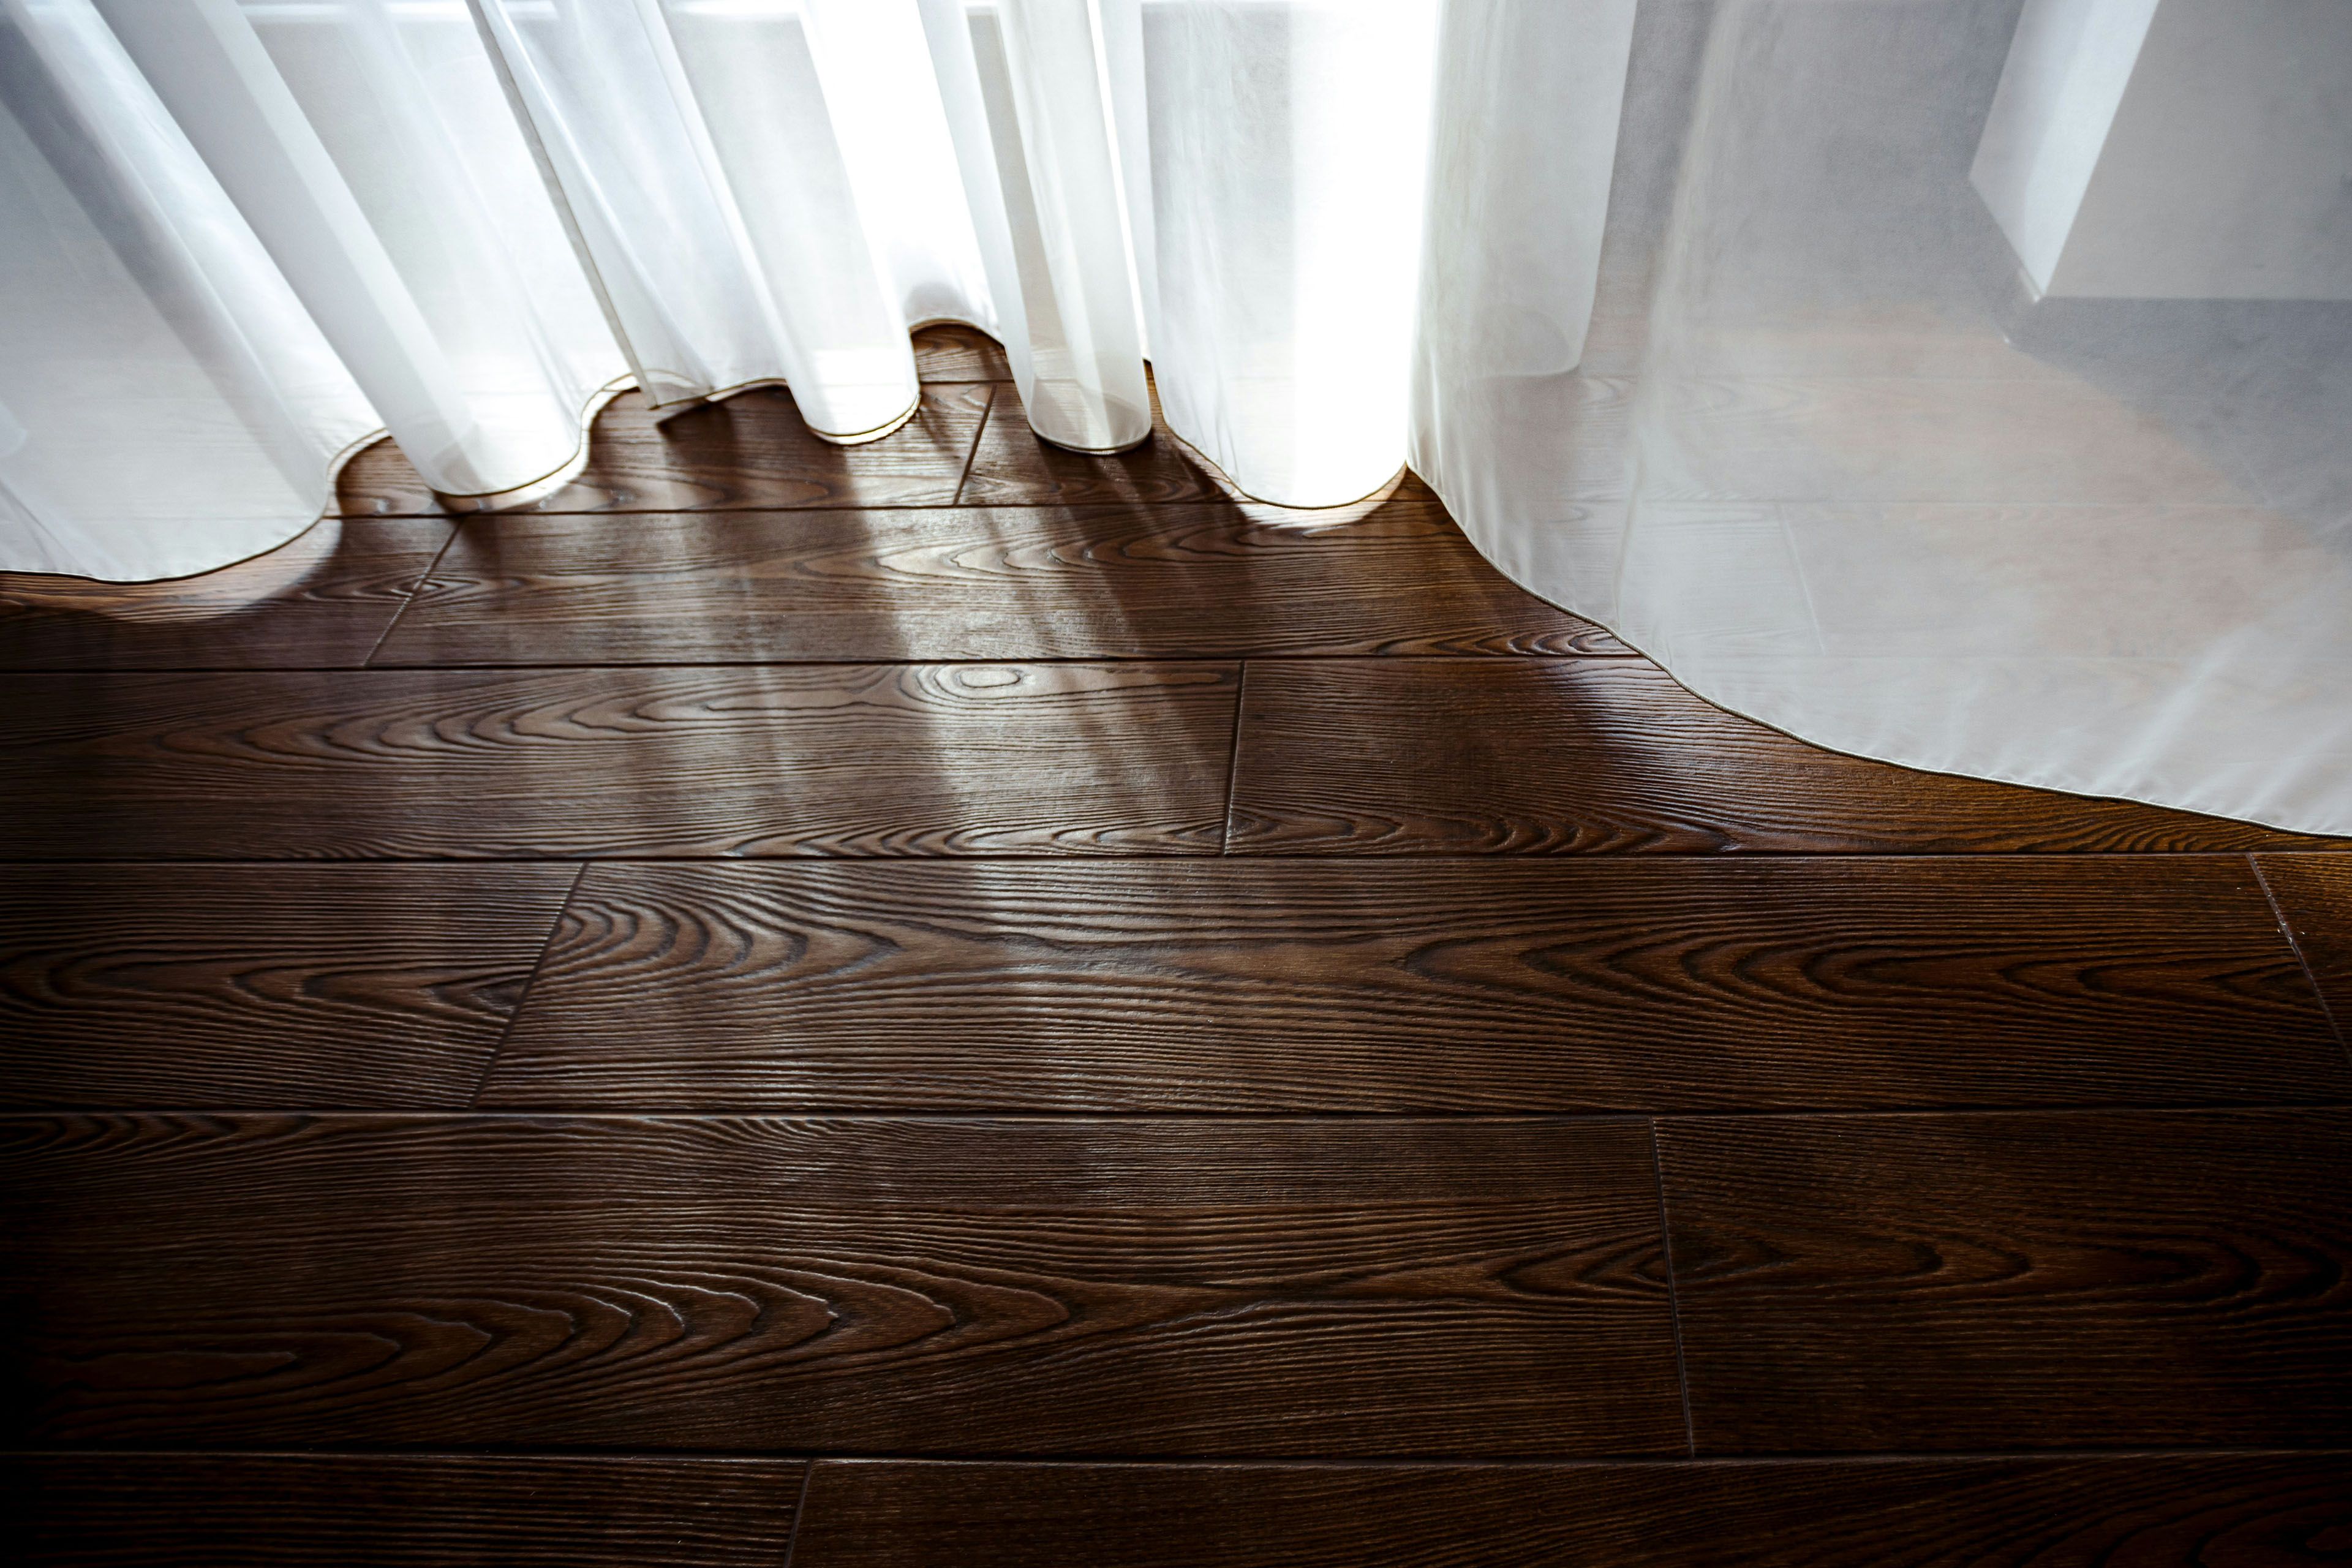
<box><xmin>4</xmin><ymin>0</ymin><xmax>2348</xmax><ymax>835</ymax></box>
<box><xmin>1414</xmin><ymin>0</ymin><xmax>2352</xmax><ymax>836</ymax></box>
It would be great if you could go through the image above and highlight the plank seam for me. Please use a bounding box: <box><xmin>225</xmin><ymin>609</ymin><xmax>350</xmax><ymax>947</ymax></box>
<box><xmin>467</xmin><ymin>862</ymin><xmax>589</xmax><ymax>1109</ymax></box>
<box><xmin>1649</xmin><ymin>1118</ymin><xmax>1696</xmax><ymax>1455</ymax></box>
<box><xmin>782</xmin><ymin>1457</ymin><xmax>816</xmax><ymax>1568</ymax></box>
<box><xmin>0</xmin><ymin>851</ymin><xmax>2294</xmax><ymax>865</ymax></box>
<box><xmin>7</xmin><ymin>850</ymin><xmax>2337</xmax><ymax>865</ymax></box>
<box><xmin>949</xmin><ymin>385</ymin><xmax>993</xmax><ymax>507</ymax></box>
<box><xmin>0</xmin><ymin>652</ymin><xmax>1644</xmax><ymax>673</ymax></box>
<box><xmin>359</xmin><ymin>520</ymin><xmax>461</xmax><ymax>670</ymax></box>
<box><xmin>16</xmin><ymin>1446</ymin><xmax>2345</xmax><ymax>1464</ymax></box>
<box><xmin>7</xmin><ymin>1102</ymin><xmax>2348</xmax><ymax>1120</ymax></box>
<box><xmin>0</xmin><ymin>1110</ymin><xmax>1662</xmax><ymax>1126</ymax></box>
<box><xmin>1219</xmin><ymin>662</ymin><xmax>1248</xmax><ymax>855</ymax></box>
<box><xmin>2251</xmin><ymin>852</ymin><xmax>2349</xmax><ymax>1060</ymax></box>
<box><xmin>338</xmin><ymin>494</ymin><xmax>1486</xmax><ymax>518</ymax></box>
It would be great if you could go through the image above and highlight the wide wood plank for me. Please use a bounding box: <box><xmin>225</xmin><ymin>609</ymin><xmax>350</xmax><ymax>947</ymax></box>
<box><xmin>12</xmin><ymin>1453</ymin><xmax>804</xmax><ymax>1567</ymax></box>
<box><xmin>0</xmin><ymin>1114</ymin><xmax>1679</xmax><ymax>1455</ymax></box>
<box><xmin>1661</xmin><ymin>1109</ymin><xmax>2352</xmax><ymax>1452</ymax></box>
<box><xmin>370</xmin><ymin>501</ymin><xmax>1623</xmax><ymax>665</ymax></box>
<box><xmin>790</xmin><ymin>1455</ymin><xmax>2352</xmax><ymax>1568</ymax></box>
<box><xmin>0</xmin><ymin>865</ymin><xmax>575</xmax><ymax>1109</ymax></box>
<box><xmin>0</xmin><ymin>664</ymin><xmax>1235</xmax><ymax>859</ymax></box>
<box><xmin>1229</xmin><ymin>658</ymin><xmax>2337</xmax><ymax>854</ymax></box>
<box><xmin>2260</xmin><ymin>853</ymin><xmax>2352</xmax><ymax>1044</ymax></box>
<box><xmin>336</xmin><ymin>385</ymin><xmax>988</xmax><ymax>516</ymax></box>
<box><xmin>480</xmin><ymin>857</ymin><xmax>2348</xmax><ymax>1112</ymax></box>
<box><xmin>0</xmin><ymin>519</ymin><xmax>448</xmax><ymax>669</ymax></box>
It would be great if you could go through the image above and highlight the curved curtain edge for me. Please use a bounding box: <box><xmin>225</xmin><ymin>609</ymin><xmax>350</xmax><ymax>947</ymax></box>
<box><xmin>1423</xmin><ymin>481</ymin><xmax>2352</xmax><ymax>843</ymax></box>
<box><xmin>0</xmin><ymin>322</ymin><xmax>966</xmax><ymax>584</ymax></box>
<box><xmin>10</xmin><ymin>0</ymin><xmax>2346</xmax><ymax>846</ymax></box>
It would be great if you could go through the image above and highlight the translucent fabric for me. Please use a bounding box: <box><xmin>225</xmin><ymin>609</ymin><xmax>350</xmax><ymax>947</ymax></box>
<box><xmin>1412</xmin><ymin>0</ymin><xmax>2352</xmax><ymax>836</ymax></box>
<box><xmin>0</xmin><ymin>0</ymin><xmax>378</xmax><ymax>578</ymax></box>
<box><xmin>3</xmin><ymin>0</ymin><xmax>2348</xmax><ymax>835</ymax></box>
<box><xmin>96</xmin><ymin>0</ymin><xmax>624</xmax><ymax>500</ymax></box>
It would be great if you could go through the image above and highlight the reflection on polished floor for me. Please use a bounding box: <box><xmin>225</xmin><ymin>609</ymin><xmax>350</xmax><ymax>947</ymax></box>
<box><xmin>6</xmin><ymin>324</ymin><xmax>2350</xmax><ymax>1564</ymax></box>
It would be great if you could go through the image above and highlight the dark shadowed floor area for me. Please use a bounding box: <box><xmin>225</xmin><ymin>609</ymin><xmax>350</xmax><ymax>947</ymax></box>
<box><xmin>5</xmin><ymin>326</ymin><xmax>2349</xmax><ymax>1564</ymax></box>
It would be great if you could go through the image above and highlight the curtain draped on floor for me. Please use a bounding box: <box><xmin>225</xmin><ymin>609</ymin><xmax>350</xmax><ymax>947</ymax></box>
<box><xmin>4</xmin><ymin>0</ymin><xmax>2349</xmax><ymax>836</ymax></box>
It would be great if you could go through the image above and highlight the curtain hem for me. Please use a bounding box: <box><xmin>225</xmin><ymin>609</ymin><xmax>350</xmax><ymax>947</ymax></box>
<box><xmin>1146</xmin><ymin>374</ymin><xmax>1411</xmax><ymax>508</ymax></box>
<box><xmin>1429</xmin><ymin>481</ymin><xmax>2352</xmax><ymax>843</ymax></box>
<box><xmin>429</xmin><ymin>377</ymin><xmax>637</xmax><ymax>511</ymax></box>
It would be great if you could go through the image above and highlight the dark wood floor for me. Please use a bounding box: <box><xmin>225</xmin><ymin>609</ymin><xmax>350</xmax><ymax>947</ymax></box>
<box><xmin>6</xmin><ymin>325</ymin><xmax>2350</xmax><ymax>1564</ymax></box>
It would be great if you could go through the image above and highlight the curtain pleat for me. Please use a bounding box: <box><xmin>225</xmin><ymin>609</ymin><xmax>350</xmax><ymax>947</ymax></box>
<box><xmin>94</xmin><ymin>0</ymin><xmax>620</xmax><ymax>500</ymax></box>
<box><xmin>2</xmin><ymin>0</ymin><xmax>2348</xmax><ymax>837</ymax></box>
<box><xmin>4</xmin><ymin>0</ymin><xmax>1449</xmax><ymax>533</ymax></box>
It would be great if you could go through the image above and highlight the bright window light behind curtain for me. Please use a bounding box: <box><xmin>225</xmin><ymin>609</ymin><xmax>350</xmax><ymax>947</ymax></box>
<box><xmin>3</xmin><ymin>0</ymin><xmax>2349</xmax><ymax>837</ymax></box>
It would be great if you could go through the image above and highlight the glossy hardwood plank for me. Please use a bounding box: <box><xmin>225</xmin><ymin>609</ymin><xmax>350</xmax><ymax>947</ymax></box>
<box><xmin>913</xmin><ymin>323</ymin><xmax>1011</xmax><ymax>382</ymax></box>
<box><xmin>371</xmin><ymin>501</ymin><xmax>1623</xmax><ymax>665</ymax></box>
<box><xmin>2260</xmin><ymin>853</ymin><xmax>2352</xmax><ymax>1044</ymax></box>
<box><xmin>0</xmin><ymin>664</ymin><xmax>1235</xmax><ymax>859</ymax></box>
<box><xmin>12</xmin><ymin>1453</ymin><xmax>804</xmax><ymax>1567</ymax></box>
<box><xmin>791</xmin><ymin>1455</ymin><xmax>2352</xmax><ymax>1568</ymax></box>
<box><xmin>1662</xmin><ymin>1109</ymin><xmax>2352</xmax><ymax>1452</ymax></box>
<box><xmin>959</xmin><ymin>382</ymin><xmax>1238</xmax><ymax>507</ymax></box>
<box><xmin>0</xmin><ymin>865</ymin><xmax>575</xmax><ymax>1109</ymax></box>
<box><xmin>336</xmin><ymin>385</ymin><xmax>988</xmax><ymax>516</ymax></box>
<box><xmin>0</xmin><ymin>519</ymin><xmax>448</xmax><ymax>670</ymax></box>
<box><xmin>0</xmin><ymin>1114</ymin><xmax>1679</xmax><ymax>1455</ymax></box>
<box><xmin>1229</xmin><ymin>658</ymin><xmax>2339</xmax><ymax>854</ymax></box>
<box><xmin>480</xmin><ymin>857</ymin><xmax>2348</xmax><ymax>1112</ymax></box>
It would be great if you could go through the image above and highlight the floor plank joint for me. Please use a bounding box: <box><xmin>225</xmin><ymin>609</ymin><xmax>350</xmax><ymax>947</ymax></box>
<box><xmin>7</xmin><ymin>382</ymin><xmax>2350</xmax><ymax>1561</ymax></box>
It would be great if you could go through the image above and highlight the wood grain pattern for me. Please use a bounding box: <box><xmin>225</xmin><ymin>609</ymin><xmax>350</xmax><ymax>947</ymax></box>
<box><xmin>912</xmin><ymin>323</ymin><xmax>1012</xmax><ymax>382</ymax></box>
<box><xmin>478</xmin><ymin>857</ymin><xmax>2348</xmax><ymax>1112</ymax></box>
<box><xmin>18</xmin><ymin>315</ymin><xmax>2352</xmax><ymax>1549</ymax></box>
<box><xmin>2259</xmin><ymin>853</ymin><xmax>2352</xmax><ymax>1046</ymax></box>
<box><xmin>791</xmin><ymin>1455</ymin><xmax>2352</xmax><ymax>1568</ymax></box>
<box><xmin>1228</xmin><ymin>658</ymin><xmax>2341</xmax><ymax>854</ymax></box>
<box><xmin>0</xmin><ymin>519</ymin><xmax>449</xmax><ymax>669</ymax></box>
<box><xmin>0</xmin><ymin>1114</ymin><xmax>1680</xmax><ymax>1455</ymax></box>
<box><xmin>0</xmin><ymin>664</ymin><xmax>1236</xmax><ymax>859</ymax></box>
<box><xmin>0</xmin><ymin>865</ymin><xmax>575</xmax><ymax>1109</ymax></box>
<box><xmin>958</xmin><ymin>382</ymin><xmax>1238</xmax><ymax>507</ymax></box>
<box><xmin>11</xmin><ymin>1453</ymin><xmax>804</xmax><ymax>1567</ymax></box>
<box><xmin>1661</xmin><ymin>1109</ymin><xmax>2352</xmax><ymax>1452</ymax></box>
<box><xmin>336</xmin><ymin>386</ymin><xmax>988</xmax><ymax>516</ymax></box>
<box><xmin>369</xmin><ymin>501</ymin><xmax>1624</xmax><ymax>665</ymax></box>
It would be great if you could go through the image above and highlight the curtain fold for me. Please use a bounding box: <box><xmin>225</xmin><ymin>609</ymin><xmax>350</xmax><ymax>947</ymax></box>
<box><xmin>96</xmin><ymin>0</ymin><xmax>622</xmax><ymax>502</ymax></box>
<box><xmin>0</xmin><ymin>0</ymin><xmax>376</xmax><ymax>578</ymax></box>
<box><xmin>1411</xmin><ymin>0</ymin><xmax>2352</xmax><ymax>837</ymax></box>
<box><xmin>4</xmin><ymin>0</ymin><xmax>2348</xmax><ymax>837</ymax></box>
